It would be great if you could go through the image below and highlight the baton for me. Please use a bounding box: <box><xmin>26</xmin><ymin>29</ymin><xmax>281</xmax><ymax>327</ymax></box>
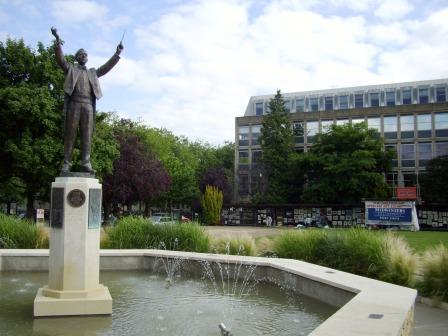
<box><xmin>120</xmin><ymin>29</ymin><xmax>126</xmax><ymax>44</ymax></box>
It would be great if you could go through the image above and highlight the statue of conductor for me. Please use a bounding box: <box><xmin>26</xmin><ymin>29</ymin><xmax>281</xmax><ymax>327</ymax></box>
<box><xmin>51</xmin><ymin>27</ymin><xmax>123</xmax><ymax>174</ymax></box>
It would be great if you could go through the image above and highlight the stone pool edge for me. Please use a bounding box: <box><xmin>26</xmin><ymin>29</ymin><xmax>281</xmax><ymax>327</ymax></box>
<box><xmin>0</xmin><ymin>249</ymin><xmax>416</xmax><ymax>336</ymax></box>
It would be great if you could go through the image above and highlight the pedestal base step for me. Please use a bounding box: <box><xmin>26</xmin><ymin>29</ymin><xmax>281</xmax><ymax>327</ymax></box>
<box><xmin>34</xmin><ymin>286</ymin><xmax>112</xmax><ymax>317</ymax></box>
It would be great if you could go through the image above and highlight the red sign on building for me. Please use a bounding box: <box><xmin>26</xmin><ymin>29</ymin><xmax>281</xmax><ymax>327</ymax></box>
<box><xmin>396</xmin><ymin>187</ymin><xmax>417</xmax><ymax>200</ymax></box>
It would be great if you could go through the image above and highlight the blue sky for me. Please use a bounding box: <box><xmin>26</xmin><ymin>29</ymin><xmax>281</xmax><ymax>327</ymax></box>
<box><xmin>1</xmin><ymin>0</ymin><xmax>448</xmax><ymax>145</ymax></box>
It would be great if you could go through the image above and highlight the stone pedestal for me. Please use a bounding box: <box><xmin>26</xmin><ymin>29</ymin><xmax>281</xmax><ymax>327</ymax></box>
<box><xmin>34</xmin><ymin>177</ymin><xmax>112</xmax><ymax>317</ymax></box>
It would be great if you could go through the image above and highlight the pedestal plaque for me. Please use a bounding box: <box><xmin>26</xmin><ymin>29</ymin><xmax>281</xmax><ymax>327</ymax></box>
<box><xmin>34</xmin><ymin>177</ymin><xmax>112</xmax><ymax>317</ymax></box>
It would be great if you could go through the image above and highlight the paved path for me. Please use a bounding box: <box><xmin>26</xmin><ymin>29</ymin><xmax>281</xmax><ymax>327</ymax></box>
<box><xmin>204</xmin><ymin>226</ymin><xmax>448</xmax><ymax>335</ymax></box>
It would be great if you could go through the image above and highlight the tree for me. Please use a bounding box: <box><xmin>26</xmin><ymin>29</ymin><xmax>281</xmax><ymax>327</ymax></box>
<box><xmin>298</xmin><ymin>122</ymin><xmax>393</xmax><ymax>204</ymax></box>
<box><xmin>257</xmin><ymin>90</ymin><xmax>295</xmax><ymax>203</ymax></box>
<box><xmin>0</xmin><ymin>39</ymin><xmax>65</xmax><ymax>217</ymax></box>
<box><xmin>201</xmin><ymin>185</ymin><xmax>223</xmax><ymax>225</ymax></box>
<box><xmin>420</xmin><ymin>155</ymin><xmax>448</xmax><ymax>204</ymax></box>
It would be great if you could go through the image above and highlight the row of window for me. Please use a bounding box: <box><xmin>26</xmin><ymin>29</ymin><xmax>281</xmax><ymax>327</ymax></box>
<box><xmin>254</xmin><ymin>87</ymin><xmax>447</xmax><ymax>115</ymax></box>
<box><xmin>238</xmin><ymin>112</ymin><xmax>448</xmax><ymax>146</ymax></box>
<box><xmin>238</xmin><ymin>141</ymin><xmax>448</xmax><ymax>169</ymax></box>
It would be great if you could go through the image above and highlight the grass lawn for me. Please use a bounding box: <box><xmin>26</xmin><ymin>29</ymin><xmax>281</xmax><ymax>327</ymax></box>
<box><xmin>394</xmin><ymin>231</ymin><xmax>448</xmax><ymax>253</ymax></box>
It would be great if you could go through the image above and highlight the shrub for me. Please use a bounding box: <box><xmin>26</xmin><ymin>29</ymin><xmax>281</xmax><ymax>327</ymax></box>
<box><xmin>0</xmin><ymin>213</ymin><xmax>48</xmax><ymax>249</ymax></box>
<box><xmin>210</xmin><ymin>235</ymin><xmax>256</xmax><ymax>256</ymax></box>
<box><xmin>273</xmin><ymin>229</ymin><xmax>326</xmax><ymax>263</ymax></box>
<box><xmin>103</xmin><ymin>216</ymin><xmax>210</xmax><ymax>252</ymax></box>
<box><xmin>418</xmin><ymin>244</ymin><xmax>448</xmax><ymax>301</ymax></box>
<box><xmin>201</xmin><ymin>185</ymin><xmax>223</xmax><ymax>225</ymax></box>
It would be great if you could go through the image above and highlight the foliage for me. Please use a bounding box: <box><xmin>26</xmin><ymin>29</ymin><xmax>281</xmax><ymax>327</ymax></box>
<box><xmin>420</xmin><ymin>155</ymin><xmax>448</xmax><ymax>204</ymax></box>
<box><xmin>199</xmin><ymin>167</ymin><xmax>231</xmax><ymax>202</ymax></box>
<box><xmin>210</xmin><ymin>235</ymin><xmax>256</xmax><ymax>256</ymax></box>
<box><xmin>298</xmin><ymin>122</ymin><xmax>393</xmax><ymax>204</ymax></box>
<box><xmin>201</xmin><ymin>185</ymin><xmax>223</xmax><ymax>225</ymax></box>
<box><xmin>418</xmin><ymin>244</ymin><xmax>448</xmax><ymax>301</ymax></box>
<box><xmin>258</xmin><ymin>90</ymin><xmax>296</xmax><ymax>203</ymax></box>
<box><xmin>103</xmin><ymin>216</ymin><xmax>209</xmax><ymax>252</ymax></box>
<box><xmin>0</xmin><ymin>213</ymin><xmax>48</xmax><ymax>248</ymax></box>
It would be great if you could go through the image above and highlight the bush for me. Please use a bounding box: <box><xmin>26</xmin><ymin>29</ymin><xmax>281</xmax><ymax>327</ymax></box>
<box><xmin>418</xmin><ymin>244</ymin><xmax>448</xmax><ymax>301</ymax></box>
<box><xmin>0</xmin><ymin>213</ymin><xmax>48</xmax><ymax>249</ymax></box>
<box><xmin>273</xmin><ymin>229</ymin><xmax>326</xmax><ymax>263</ymax></box>
<box><xmin>210</xmin><ymin>235</ymin><xmax>256</xmax><ymax>256</ymax></box>
<box><xmin>201</xmin><ymin>185</ymin><xmax>223</xmax><ymax>225</ymax></box>
<box><xmin>103</xmin><ymin>216</ymin><xmax>210</xmax><ymax>252</ymax></box>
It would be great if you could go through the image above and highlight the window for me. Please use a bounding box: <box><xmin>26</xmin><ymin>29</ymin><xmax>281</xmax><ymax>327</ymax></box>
<box><xmin>238</xmin><ymin>174</ymin><xmax>249</xmax><ymax>196</ymax></box>
<box><xmin>368</xmin><ymin>117</ymin><xmax>381</xmax><ymax>133</ymax></box>
<box><xmin>238</xmin><ymin>151</ymin><xmax>249</xmax><ymax>164</ymax></box>
<box><xmin>383</xmin><ymin>116</ymin><xmax>397</xmax><ymax>139</ymax></box>
<box><xmin>355</xmin><ymin>94</ymin><xmax>364</xmax><ymax>108</ymax></box>
<box><xmin>436</xmin><ymin>87</ymin><xmax>446</xmax><ymax>102</ymax></box>
<box><xmin>238</xmin><ymin>126</ymin><xmax>249</xmax><ymax>146</ymax></box>
<box><xmin>295</xmin><ymin>98</ymin><xmax>305</xmax><ymax>112</ymax></box>
<box><xmin>419</xmin><ymin>88</ymin><xmax>429</xmax><ymax>104</ymax></box>
<box><xmin>385</xmin><ymin>144</ymin><xmax>398</xmax><ymax>168</ymax></box>
<box><xmin>252</xmin><ymin>150</ymin><xmax>262</xmax><ymax>164</ymax></box>
<box><xmin>436</xmin><ymin>142</ymin><xmax>448</xmax><ymax>157</ymax></box>
<box><xmin>255</xmin><ymin>102</ymin><xmax>263</xmax><ymax>115</ymax></box>
<box><xmin>306</xmin><ymin>121</ymin><xmax>319</xmax><ymax>143</ymax></box>
<box><xmin>370</xmin><ymin>93</ymin><xmax>380</xmax><ymax>107</ymax></box>
<box><xmin>418</xmin><ymin>143</ymin><xmax>432</xmax><ymax>167</ymax></box>
<box><xmin>401</xmin><ymin>143</ymin><xmax>415</xmax><ymax>168</ymax></box>
<box><xmin>435</xmin><ymin>112</ymin><xmax>448</xmax><ymax>137</ymax></box>
<box><xmin>417</xmin><ymin>114</ymin><xmax>432</xmax><ymax>138</ymax></box>
<box><xmin>402</xmin><ymin>89</ymin><xmax>412</xmax><ymax>104</ymax></box>
<box><xmin>351</xmin><ymin>117</ymin><xmax>365</xmax><ymax>125</ymax></box>
<box><xmin>309</xmin><ymin>98</ymin><xmax>319</xmax><ymax>112</ymax></box>
<box><xmin>284</xmin><ymin>100</ymin><xmax>291</xmax><ymax>113</ymax></box>
<box><xmin>400</xmin><ymin>115</ymin><xmax>414</xmax><ymax>139</ymax></box>
<box><xmin>251</xmin><ymin>125</ymin><xmax>262</xmax><ymax>146</ymax></box>
<box><xmin>293</xmin><ymin>122</ymin><xmax>304</xmax><ymax>143</ymax></box>
<box><xmin>339</xmin><ymin>95</ymin><xmax>349</xmax><ymax>109</ymax></box>
<box><xmin>336</xmin><ymin>119</ymin><xmax>348</xmax><ymax>126</ymax></box>
<box><xmin>325</xmin><ymin>96</ymin><xmax>333</xmax><ymax>111</ymax></box>
<box><xmin>321</xmin><ymin>120</ymin><xmax>333</xmax><ymax>132</ymax></box>
<box><xmin>402</xmin><ymin>173</ymin><xmax>417</xmax><ymax>187</ymax></box>
<box><xmin>386</xmin><ymin>91</ymin><xmax>395</xmax><ymax>106</ymax></box>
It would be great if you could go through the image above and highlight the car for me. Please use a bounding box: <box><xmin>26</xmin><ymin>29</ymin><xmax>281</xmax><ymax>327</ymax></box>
<box><xmin>150</xmin><ymin>215</ymin><xmax>175</xmax><ymax>225</ymax></box>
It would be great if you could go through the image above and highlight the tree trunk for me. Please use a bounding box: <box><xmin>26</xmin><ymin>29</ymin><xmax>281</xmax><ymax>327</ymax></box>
<box><xmin>6</xmin><ymin>202</ymin><xmax>11</xmax><ymax>215</ymax></box>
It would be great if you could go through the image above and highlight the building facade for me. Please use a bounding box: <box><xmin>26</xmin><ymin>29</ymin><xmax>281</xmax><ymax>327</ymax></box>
<box><xmin>235</xmin><ymin>78</ymin><xmax>448</xmax><ymax>203</ymax></box>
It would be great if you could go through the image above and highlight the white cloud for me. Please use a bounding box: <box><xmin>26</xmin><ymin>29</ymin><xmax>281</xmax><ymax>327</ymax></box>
<box><xmin>375</xmin><ymin>0</ymin><xmax>413</xmax><ymax>21</ymax></box>
<box><xmin>52</xmin><ymin>0</ymin><xmax>108</xmax><ymax>24</ymax></box>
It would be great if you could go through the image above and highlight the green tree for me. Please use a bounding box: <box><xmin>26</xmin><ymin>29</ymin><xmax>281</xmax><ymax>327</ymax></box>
<box><xmin>298</xmin><ymin>122</ymin><xmax>393</xmax><ymax>204</ymax></box>
<box><xmin>0</xmin><ymin>39</ymin><xmax>65</xmax><ymax>217</ymax></box>
<box><xmin>420</xmin><ymin>155</ymin><xmax>448</xmax><ymax>204</ymax></box>
<box><xmin>201</xmin><ymin>185</ymin><xmax>223</xmax><ymax>225</ymax></box>
<box><xmin>257</xmin><ymin>90</ymin><xmax>295</xmax><ymax>203</ymax></box>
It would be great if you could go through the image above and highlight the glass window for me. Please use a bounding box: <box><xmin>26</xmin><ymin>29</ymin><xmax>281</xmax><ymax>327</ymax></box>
<box><xmin>351</xmin><ymin>117</ymin><xmax>365</xmax><ymax>125</ymax></box>
<box><xmin>386</xmin><ymin>91</ymin><xmax>395</xmax><ymax>106</ymax></box>
<box><xmin>436</xmin><ymin>142</ymin><xmax>448</xmax><ymax>157</ymax></box>
<box><xmin>238</xmin><ymin>126</ymin><xmax>249</xmax><ymax>146</ymax></box>
<box><xmin>402</xmin><ymin>89</ymin><xmax>412</xmax><ymax>104</ymax></box>
<box><xmin>325</xmin><ymin>96</ymin><xmax>333</xmax><ymax>111</ymax></box>
<box><xmin>368</xmin><ymin>117</ymin><xmax>381</xmax><ymax>133</ymax></box>
<box><xmin>255</xmin><ymin>102</ymin><xmax>263</xmax><ymax>115</ymax></box>
<box><xmin>293</xmin><ymin>121</ymin><xmax>304</xmax><ymax>143</ymax></box>
<box><xmin>284</xmin><ymin>99</ymin><xmax>291</xmax><ymax>113</ymax></box>
<box><xmin>400</xmin><ymin>115</ymin><xmax>414</xmax><ymax>139</ymax></box>
<box><xmin>339</xmin><ymin>95</ymin><xmax>349</xmax><ymax>109</ymax></box>
<box><xmin>383</xmin><ymin>116</ymin><xmax>397</xmax><ymax>139</ymax></box>
<box><xmin>309</xmin><ymin>98</ymin><xmax>319</xmax><ymax>112</ymax></box>
<box><xmin>252</xmin><ymin>150</ymin><xmax>262</xmax><ymax>164</ymax></box>
<box><xmin>401</xmin><ymin>143</ymin><xmax>415</xmax><ymax>167</ymax></box>
<box><xmin>385</xmin><ymin>144</ymin><xmax>398</xmax><ymax>168</ymax></box>
<box><xmin>251</xmin><ymin>125</ymin><xmax>262</xmax><ymax>146</ymax></box>
<box><xmin>402</xmin><ymin>173</ymin><xmax>417</xmax><ymax>187</ymax></box>
<box><xmin>321</xmin><ymin>120</ymin><xmax>333</xmax><ymax>132</ymax></box>
<box><xmin>417</xmin><ymin>114</ymin><xmax>432</xmax><ymax>138</ymax></box>
<box><xmin>418</xmin><ymin>143</ymin><xmax>432</xmax><ymax>167</ymax></box>
<box><xmin>419</xmin><ymin>88</ymin><xmax>429</xmax><ymax>104</ymax></box>
<box><xmin>238</xmin><ymin>174</ymin><xmax>249</xmax><ymax>196</ymax></box>
<box><xmin>370</xmin><ymin>93</ymin><xmax>380</xmax><ymax>107</ymax></box>
<box><xmin>336</xmin><ymin>119</ymin><xmax>348</xmax><ymax>126</ymax></box>
<box><xmin>436</xmin><ymin>87</ymin><xmax>446</xmax><ymax>102</ymax></box>
<box><xmin>295</xmin><ymin>98</ymin><xmax>305</xmax><ymax>112</ymax></box>
<box><xmin>307</xmin><ymin>120</ymin><xmax>319</xmax><ymax>142</ymax></box>
<box><xmin>355</xmin><ymin>94</ymin><xmax>364</xmax><ymax>108</ymax></box>
<box><xmin>435</xmin><ymin>112</ymin><xmax>448</xmax><ymax>137</ymax></box>
<box><xmin>238</xmin><ymin>151</ymin><xmax>249</xmax><ymax>164</ymax></box>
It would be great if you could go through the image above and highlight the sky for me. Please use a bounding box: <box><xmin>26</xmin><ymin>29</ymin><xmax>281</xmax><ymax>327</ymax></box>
<box><xmin>1</xmin><ymin>0</ymin><xmax>448</xmax><ymax>145</ymax></box>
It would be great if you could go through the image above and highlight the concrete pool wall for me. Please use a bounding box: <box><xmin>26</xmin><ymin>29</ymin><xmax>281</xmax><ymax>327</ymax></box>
<box><xmin>0</xmin><ymin>249</ymin><xmax>416</xmax><ymax>336</ymax></box>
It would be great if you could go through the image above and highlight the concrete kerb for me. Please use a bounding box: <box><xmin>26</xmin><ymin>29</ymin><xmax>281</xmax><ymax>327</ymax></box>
<box><xmin>1</xmin><ymin>249</ymin><xmax>416</xmax><ymax>336</ymax></box>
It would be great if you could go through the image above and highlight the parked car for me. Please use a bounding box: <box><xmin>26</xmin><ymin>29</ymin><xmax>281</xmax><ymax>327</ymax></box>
<box><xmin>150</xmin><ymin>215</ymin><xmax>175</xmax><ymax>225</ymax></box>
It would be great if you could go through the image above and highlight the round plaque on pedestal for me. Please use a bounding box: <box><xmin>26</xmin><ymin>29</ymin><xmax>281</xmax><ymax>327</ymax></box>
<box><xmin>67</xmin><ymin>189</ymin><xmax>86</xmax><ymax>207</ymax></box>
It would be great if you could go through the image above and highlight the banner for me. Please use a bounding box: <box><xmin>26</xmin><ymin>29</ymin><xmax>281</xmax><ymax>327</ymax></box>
<box><xmin>365</xmin><ymin>201</ymin><xmax>414</xmax><ymax>226</ymax></box>
<box><xmin>396</xmin><ymin>187</ymin><xmax>417</xmax><ymax>200</ymax></box>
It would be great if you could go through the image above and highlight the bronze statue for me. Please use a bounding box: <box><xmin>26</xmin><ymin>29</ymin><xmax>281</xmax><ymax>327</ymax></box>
<box><xmin>51</xmin><ymin>27</ymin><xmax>123</xmax><ymax>174</ymax></box>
